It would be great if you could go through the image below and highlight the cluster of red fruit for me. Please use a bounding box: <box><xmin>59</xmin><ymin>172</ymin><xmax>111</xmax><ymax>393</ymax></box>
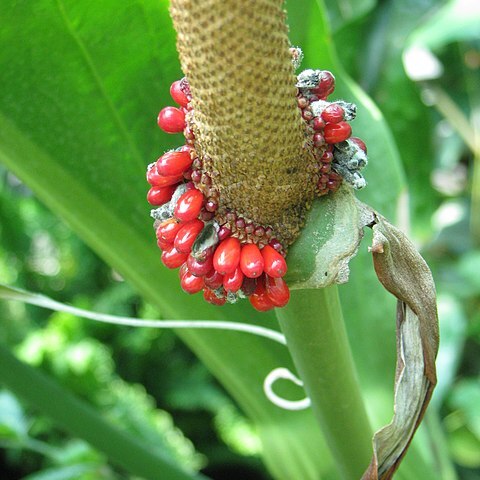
<box><xmin>147</xmin><ymin>63</ymin><xmax>367</xmax><ymax>311</ymax></box>
<box><xmin>147</xmin><ymin>78</ymin><xmax>290</xmax><ymax>311</ymax></box>
<box><xmin>295</xmin><ymin>69</ymin><xmax>366</xmax><ymax>195</ymax></box>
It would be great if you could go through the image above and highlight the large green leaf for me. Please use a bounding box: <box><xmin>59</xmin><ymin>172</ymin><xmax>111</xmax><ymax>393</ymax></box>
<box><xmin>0</xmin><ymin>1</ymin><xmax>335</xmax><ymax>479</ymax></box>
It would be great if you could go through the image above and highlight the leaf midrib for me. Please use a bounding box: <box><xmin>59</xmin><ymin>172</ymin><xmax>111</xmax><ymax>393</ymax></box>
<box><xmin>54</xmin><ymin>0</ymin><xmax>145</xmax><ymax>171</ymax></box>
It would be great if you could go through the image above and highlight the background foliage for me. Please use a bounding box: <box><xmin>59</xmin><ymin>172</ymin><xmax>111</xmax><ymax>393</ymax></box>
<box><xmin>0</xmin><ymin>0</ymin><xmax>479</xmax><ymax>478</ymax></box>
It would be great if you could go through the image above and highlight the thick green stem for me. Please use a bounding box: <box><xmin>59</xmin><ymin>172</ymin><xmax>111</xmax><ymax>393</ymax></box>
<box><xmin>276</xmin><ymin>286</ymin><xmax>372</xmax><ymax>480</ymax></box>
<box><xmin>0</xmin><ymin>342</ymin><xmax>206</xmax><ymax>480</ymax></box>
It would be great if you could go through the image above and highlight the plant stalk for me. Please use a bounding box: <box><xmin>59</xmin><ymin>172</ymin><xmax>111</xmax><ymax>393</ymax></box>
<box><xmin>276</xmin><ymin>286</ymin><xmax>372</xmax><ymax>480</ymax></box>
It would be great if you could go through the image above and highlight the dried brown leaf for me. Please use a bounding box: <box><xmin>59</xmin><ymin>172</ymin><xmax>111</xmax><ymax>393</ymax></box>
<box><xmin>360</xmin><ymin>207</ymin><xmax>439</xmax><ymax>480</ymax></box>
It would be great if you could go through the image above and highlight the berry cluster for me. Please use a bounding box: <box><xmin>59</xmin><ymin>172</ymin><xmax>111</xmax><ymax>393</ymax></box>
<box><xmin>295</xmin><ymin>67</ymin><xmax>368</xmax><ymax>194</ymax></box>
<box><xmin>147</xmin><ymin>52</ymin><xmax>368</xmax><ymax>312</ymax></box>
<box><xmin>148</xmin><ymin>78</ymin><xmax>289</xmax><ymax>311</ymax></box>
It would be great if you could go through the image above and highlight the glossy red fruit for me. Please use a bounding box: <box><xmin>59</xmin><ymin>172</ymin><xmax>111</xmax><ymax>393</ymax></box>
<box><xmin>161</xmin><ymin>246</ymin><xmax>188</xmax><ymax>269</ymax></box>
<box><xmin>181</xmin><ymin>271</ymin><xmax>204</xmax><ymax>294</ymax></box>
<box><xmin>147</xmin><ymin>185</ymin><xmax>175</xmax><ymax>206</ymax></box>
<box><xmin>239</xmin><ymin>244</ymin><xmax>264</xmax><ymax>278</ymax></box>
<box><xmin>321</xmin><ymin>104</ymin><xmax>344</xmax><ymax>124</ymax></box>
<box><xmin>170</xmin><ymin>80</ymin><xmax>190</xmax><ymax>108</ymax></box>
<box><xmin>179</xmin><ymin>262</ymin><xmax>189</xmax><ymax>279</ymax></box>
<box><xmin>321</xmin><ymin>151</ymin><xmax>334</xmax><ymax>163</ymax></box>
<box><xmin>156</xmin><ymin>236</ymin><xmax>171</xmax><ymax>250</ymax></box>
<box><xmin>204</xmin><ymin>270</ymin><xmax>224</xmax><ymax>289</ymax></box>
<box><xmin>203</xmin><ymin>288</ymin><xmax>226</xmax><ymax>306</ymax></box>
<box><xmin>350</xmin><ymin>136</ymin><xmax>367</xmax><ymax>153</ymax></box>
<box><xmin>213</xmin><ymin>237</ymin><xmax>241</xmax><ymax>275</ymax></box>
<box><xmin>265</xmin><ymin>275</ymin><xmax>290</xmax><ymax>307</ymax></box>
<box><xmin>156</xmin><ymin>151</ymin><xmax>193</xmax><ymax>177</ymax></box>
<box><xmin>312</xmin><ymin>117</ymin><xmax>326</xmax><ymax>131</ymax></box>
<box><xmin>217</xmin><ymin>226</ymin><xmax>232</xmax><ymax>241</ymax></box>
<box><xmin>312</xmin><ymin>71</ymin><xmax>335</xmax><ymax>99</ymax></box>
<box><xmin>223</xmin><ymin>267</ymin><xmax>244</xmax><ymax>292</ymax></box>
<box><xmin>174</xmin><ymin>189</ymin><xmax>204</xmax><ymax>222</ymax></box>
<box><xmin>187</xmin><ymin>252</ymin><xmax>214</xmax><ymax>277</ymax></box>
<box><xmin>156</xmin><ymin>218</ymin><xmax>182</xmax><ymax>244</ymax></box>
<box><xmin>261</xmin><ymin>245</ymin><xmax>287</xmax><ymax>278</ymax></box>
<box><xmin>324</xmin><ymin>121</ymin><xmax>352</xmax><ymax>144</ymax></box>
<box><xmin>313</xmin><ymin>133</ymin><xmax>325</xmax><ymax>147</ymax></box>
<box><xmin>249</xmin><ymin>278</ymin><xmax>275</xmax><ymax>312</ymax></box>
<box><xmin>174</xmin><ymin>219</ymin><xmax>204</xmax><ymax>253</ymax></box>
<box><xmin>157</xmin><ymin>107</ymin><xmax>185</xmax><ymax>133</ymax></box>
<box><xmin>147</xmin><ymin>166</ymin><xmax>184</xmax><ymax>187</ymax></box>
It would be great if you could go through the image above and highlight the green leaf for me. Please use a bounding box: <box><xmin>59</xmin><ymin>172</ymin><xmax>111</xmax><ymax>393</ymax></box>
<box><xmin>0</xmin><ymin>2</ymin><xmax>334</xmax><ymax>479</ymax></box>
<box><xmin>408</xmin><ymin>0</ymin><xmax>480</xmax><ymax>50</ymax></box>
<box><xmin>0</xmin><ymin>342</ymin><xmax>206</xmax><ymax>480</ymax></box>
<box><xmin>322</xmin><ymin>0</ymin><xmax>376</xmax><ymax>32</ymax></box>
<box><xmin>22</xmin><ymin>464</ymin><xmax>101</xmax><ymax>480</ymax></box>
<box><xmin>0</xmin><ymin>390</ymin><xmax>29</xmax><ymax>440</ymax></box>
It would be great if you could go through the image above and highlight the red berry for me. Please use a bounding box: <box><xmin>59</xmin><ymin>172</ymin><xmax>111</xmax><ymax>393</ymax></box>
<box><xmin>187</xmin><ymin>252</ymin><xmax>214</xmax><ymax>277</ymax></box>
<box><xmin>265</xmin><ymin>275</ymin><xmax>290</xmax><ymax>307</ymax></box>
<box><xmin>157</xmin><ymin>107</ymin><xmax>185</xmax><ymax>133</ymax></box>
<box><xmin>156</xmin><ymin>236</ymin><xmax>171</xmax><ymax>250</ymax></box>
<box><xmin>161</xmin><ymin>246</ymin><xmax>188</xmax><ymax>269</ymax></box>
<box><xmin>302</xmin><ymin>109</ymin><xmax>313</xmax><ymax>121</ymax></box>
<box><xmin>181</xmin><ymin>271</ymin><xmax>204</xmax><ymax>294</ymax></box>
<box><xmin>324</xmin><ymin>121</ymin><xmax>352</xmax><ymax>144</ymax></box>
<box><xmin>203</xmin><ymin>288</ymin><xmax>226</xmax><ymax>306</ymax></box>
<box><xmin>321</xmin><ymin>104</ymin><xmax>344</xmax><ymax>123</ymax></box>
<box><xmin>269</xmin><ymin>239</ymin><xmax>283</xmax><ymax>252</ymax></box>
<box><xmin>350</xmin><ymin>136</ymin><xmax>367</xmax><ymax>153</ymax></box>
<box><xmin>156</xmin><ymin>151</ymin><xmax>193</xmax><ymax>177</ymax></box>
<box><xmin>313</xmin><ymin>133</ymin><xmax>325</xmax><ymax>147</ymax></box>
<box><xmin>312</xmin><ymin>117</ymin><xmax>326</xmax><ymax>131</ymax></box>
<box><xmin>249</xmin><ymin>278</ymin><xmax>275</xmax><ymax>312</ymax></box>
<box><xmin>147</xmin><ymin>166</ymin><xmax>184</xmax><ymax>187</ymax></box>
<box><xmin>312</xmin><ymin>71</ymin><xmax>335</xmax><ymax>99</ymax></box>
<box><xmin>218</xmin><ymin>226</ymin><xmax>232</xmax><ymax>241</ymax></box>
<box><xmin>170</xmin><ymin>80</ymin><xmax>190</xmax><ymax>108</ymax></box>
<box><xmin>213</xmin><ymin>237</ymin><xmax>241</xmax><ymax>275</ymax></box>
<box><xmin>205</xmin><ymin>200</ymin><xmax>218</xmax><ymax>212</ymax></box>
<box><xmin>240</xmin><ymin>244</ymin><xmax>264</xmax><ymax>278</ymax></box>
<box><xmin>261</xmin><ymin>245</ymin><xmax>287</xmax><ymax>278</ymax></box>
<box><xmin>174</xmin><ymin>189</ymin><xmax>204</xmax><ymax>222</ymax></box>
<box><xmin>156</xmin><ymin>218</ymin><xmax>182</xmax><ymax>244</ymax></box>
<box><xmin>191</xmin><ymin>170</ymin><xmax>202</xmax><ymax>183</ymax></box>
<box><xmin>204</xmin><ymin>270</ymin><xmax>224</xmax><ymax>289</ymax></box>
<box><xmin>179</xmin><ymin>262</ymin><xmax>189</xmax><ymax>279</ymax></box>
<box><xmin>254</xmin><ymin>226</ymin><xmax>265</xmax><ymax>237</ymax></box>
<box><xmin>174</xmin><ymin>219</ymin><xmax>204</xmax><ymax>253</ymax></box>
<box><xmin>321</xmin><ymin>151</ymin><xmax>333</xmax><ymax>163</ymax></box>
<box><xmin>147</xmin><ymin>185</ymin><xmax>175</xmax><ymax>206</ymax></box>
<box><xmin>223</xmin><ymin>267</ymin><xmax>244</xmax><ymax>292</ymax></box>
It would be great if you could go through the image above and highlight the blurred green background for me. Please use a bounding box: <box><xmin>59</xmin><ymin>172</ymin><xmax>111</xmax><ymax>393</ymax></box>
<box><xmin>1</xmin><ymin>0</ymin><xmax>479</xmax><ymax>478</ymax></box>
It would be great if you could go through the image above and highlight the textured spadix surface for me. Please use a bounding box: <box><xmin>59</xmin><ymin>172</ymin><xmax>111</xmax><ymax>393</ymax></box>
<box><xmin>170</xmin><ymin>0</ymin><xmax>318</xmax><ymax>245</ymax></box>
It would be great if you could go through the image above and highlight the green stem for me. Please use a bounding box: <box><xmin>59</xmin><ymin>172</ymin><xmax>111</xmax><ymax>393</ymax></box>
<box><xmin>276</xmin><ymin>285</ymin><xmax>372</xmax><ymax>480</ymax></box>
<box><xmin>0</xmin><ymin>342</ymin><xmax>207</xmax><ymax>480</ymax></box>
